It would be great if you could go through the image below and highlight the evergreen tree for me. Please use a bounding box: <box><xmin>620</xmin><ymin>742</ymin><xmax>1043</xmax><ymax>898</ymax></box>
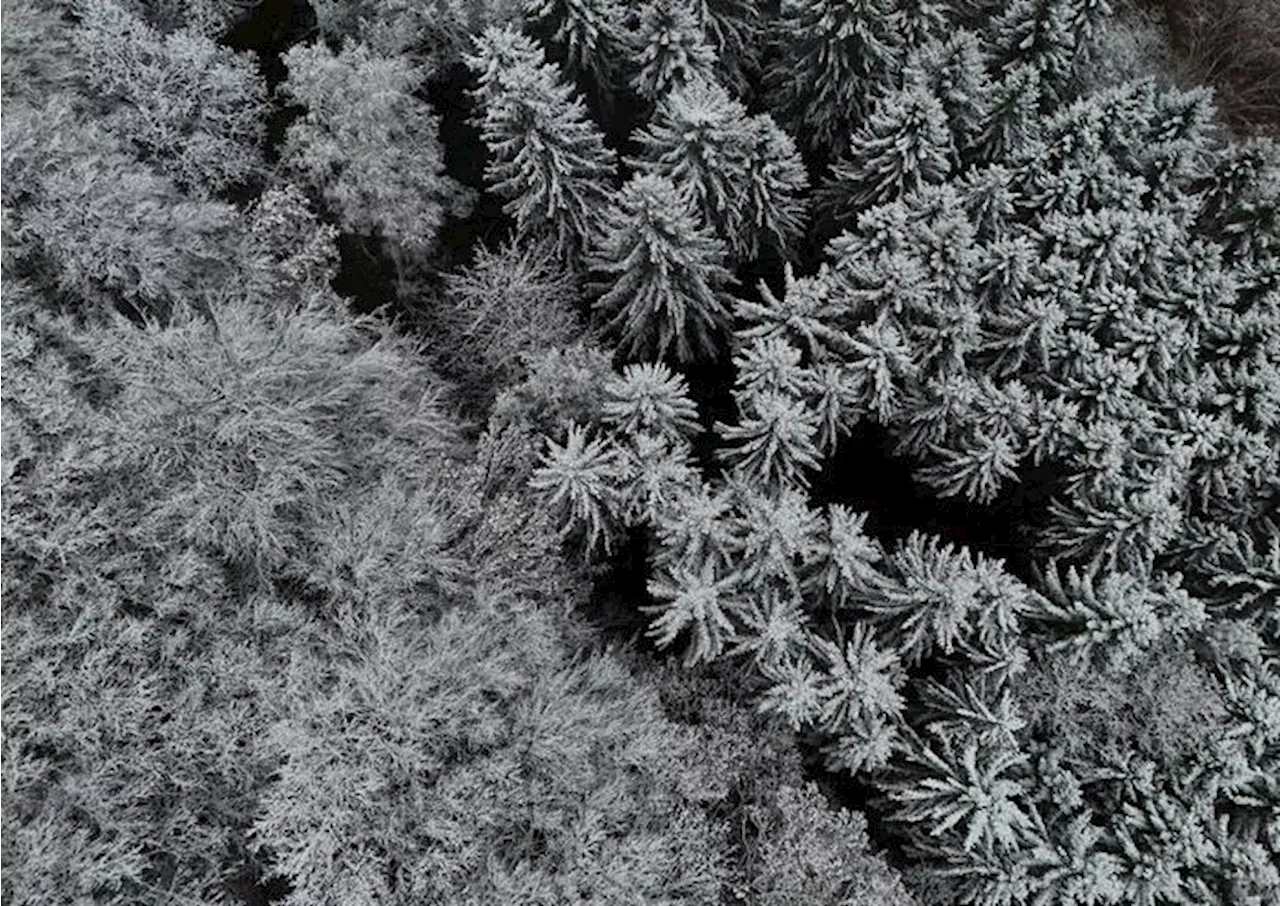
<box><xmin>282</xmin><ymin>39</ymin><xmax>473</xmax><ymax>251</ymax></box>
<box><xmin>884</xmin><ymin>733</ymin><xmax>1034</xmax><ymax>856</ymax></box>
<box><xmin>528</xmin><ymin>423</ymin><xmax>628</xmax><ymax>556</ymax></box>
<box><xmin>909</xmin><ymin>30</ymin><xmax>996</xmax><ymax>166</ymax></box>
<box><xmin>693</xmin><ymin>0</ymin><xmax>762</xmax><ymax>95</ymax></box>
<box><xmin>467</xmin><ymin>25</ymin><xmax>618</xmax><ymax>260</ymax></box>
<box><xmin>764</xmin><ymin>0</ymin><xmax>926</xmax><ymax>158</ymax></box>
<box><xmin>602</xmin><ymin>362</ymin><xmax>702</xmax><ymax>442</ymax></box>
<box><xmin>985</xmin><ymin>0</ymin><xmax>1113</xmax><ymax>101</ymax></box>
<box><xmin>716</xmin><ymin>389</ymin><xmax>823</xmax><ymax>490</ymax></box>
<box><xmin>631</xmin><ymin>0</ymin><xmax>718</xmax><ymax>100</ymax></box>
<box><xmin>632</xmin><ymin>78</ymin><xmax>810</xmax><ymax>262</ymax></box>
<box><xmin>71</xmin><ymin>0</ymin><xmax>267</xmax><ymax>195</ymax></box>
<box><xmin>523</xmin><ymin>0</ymin><xmax>635</xmax><ymax>96</ymax></box>
<box><xmin>587</xmin><ymin>173</ymin><xmax>737</xmax><ymax>362</ymax></box>
<box><xmin>817</xmin><ymin>76</ymin><xmax>955</xmax><ymax>223</ymax></box>
<box><xmin>645</xmin><ymin>552</ymin><xmax>744</xmax><ymax>666</ymax></box>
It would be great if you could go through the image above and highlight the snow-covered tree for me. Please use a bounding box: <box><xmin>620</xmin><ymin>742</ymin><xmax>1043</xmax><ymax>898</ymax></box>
<box><xmin>632</xmin><ymin>78</ymin><xmax>810</xmax><ymax>261</ymax></box>
<box><xmin>631</xmin><ymin>0</ymin><xmax>718</xmax><ymax>100</ymax></box>
<box><xmin>817</xmin><ymin>76</ymin><xmax>954</xmax><ymax>223</ymax></box>
<box><xmin>523</xmin><ymin>0</ymin><xmax>635</xmax><ymax>96</ymax></box>
<box><xmin>468</xmin><ymin>25</ymin><xmax>618</xmax><ymax>259</ymax></box>
<box><xmin>71</xmin><ymin>0</ymin><xmax>267</xmax><ymax>195</ymax></box>
<box><xmin>282</xmin><ymin>40</ymin><xmax>473</xmax><ymax>250</ymax></box>
<box><xmin>717</xmin><ymin>388</ymin><xmax>823</xmax><ymax>490</ymax></box>
<box><xmin>588</xmin><ymin>173</ymin><xmax>737</xmax><ymax>362</ymax></box>
<box><xmin>764</xmin><ymin>0</ymin><xmax>915</xmax><ymax>157</ymax></box>
<box><xmin>529</xmin><ymin>423</ymin><xmax>628</xmax><ymax>556</ymax></box>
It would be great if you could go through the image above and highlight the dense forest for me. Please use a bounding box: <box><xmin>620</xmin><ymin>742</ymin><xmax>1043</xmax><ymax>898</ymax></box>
<box><xmin>1</xmin><ymin>1</ymin><xmax>1278</xmax><ymax>904</ymax></box>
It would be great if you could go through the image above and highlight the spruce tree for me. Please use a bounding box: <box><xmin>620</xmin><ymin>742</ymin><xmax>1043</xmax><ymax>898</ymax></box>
<box><xmin>716</xmin><ymin>388</ymin><xmax>823</xmax><ymax>490</ymax></box>
<box><xmin>467</xmin><ymin>25</ymin><xmax>618</xmax><ymax>260</ymax></box>
<box><xmin>587</xmin><ymin>173</ymin><xmax>736</xmax><ymax>362</ymax></box>
<box><xmin>632</xmin><ymin>79</ymin><xmax>809</xmax><ymax>262</ymax></box>
<box><xmin>817</xmin><ymin>76</ymin><xmax>955</xmax><ymax>223</ymax></box>
<box><xmin>631</xmin><ymin>0</ymin><xmax>718</xmax><ymax>100</ymax></box>
<box><xmin>693</xmin><ymin>0</ymin><xmax>762</xmax><ymax>95</ymax></box>
<box><xmin>985</xmin><ymin>0</ymin><xmax>1114</xmax><ymax>101</ymax></box>
<box><xmin>523</xmin><ymin>0</ymin><xmax>635</xmax><ymax>96</ymax></box>
<box><xmin>764</xmin><ymin>0</ymin><xmax>914</xmax><ymax>158</ymax></box>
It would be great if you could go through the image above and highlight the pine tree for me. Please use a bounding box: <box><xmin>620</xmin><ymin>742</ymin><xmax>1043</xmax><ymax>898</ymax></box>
<box><xmin>282</xmin><ymin>40</ymin><xmax>473</xmax><ymax>250</ymax></box>
<box><xmin>809</xmin><ymin>623</ymin><xmax>906</xmax><ymax>735</ymax></box>
<box><xmin>1026</xmin><ymin>560</ymin><xmax>1208</xmax><ymax>669</ymax></box>
<box><xmin>861</xmin><ymin>532</ymin><xmax>987</xmax><ymax>664</ymax></box>
<box><xmin>716</xmin><ymin>388</ymin><xmax>823</xmax><ymax>490</ymax></box>
<box><xmin>985</xmin><ymin>0</ymin><xmax>1113</xmax><ymax>101</ymax></box>
<box><xmin>602</xmin><ymin>362</ymin><xmax>702</xmax><ymax>442</ymax></box>
<box><xmin>631</xmin><ymin>0</ymin><xmax>718</xmax><ymax>100</ymax></box>
<box><xmin>467</xmin><ymin>26</ymin><xmax>618</xmax><ymax>260</ymax></box>
<box><xmin>725</xmin><ymin>585</ymin><xmax>813</xmax><ymax>670</ymax></box>
<box><xmin>909</xmin><ymin>30</ymin><xmax>995</xmax><ymax>166</ymax></box>
<box><xmin>71</xmin><ymin>0</ymin><xmax>267</xmax><ymax>195</ymax></box>
<box><xmin>725</xmin><ymin>483</ymin><xmax>826</xmax><ymax>591</ymax></box>
<box><xmin>693</xmin><ymin>0</ymin><xmax>762</xmax><ymax>95</ymax></box>
<box><xmin>523</xmin><ymin>0</ymin><xmax>635</xmax><ymax>97</ymax></box>
<box><xmin>621</xmin><ymin>431</ymin><xmax>701</xmax><ymax>524</ymax></box>
<box><xmin>735</xmin><ymin>265</ymin><xmax>860</xmax><ymax>362</ymax></box>
<box><xmin>811</xmin><ymin>504</ymin><xmax>887</xmax><ymax>605</ymax></box>
<box><xmin>885</xmin><ymin>733</ymin><xmax>1034</xmax><ymax>856</ymax></box>
<box><xmin>817</xmin><ymin>76</ymin><xmax>955</xmax><ymax>223</ymax></box>
<box><xmin>972</xmin><ymin>63</ymin><xmax>1044</xmax><ymax>164</ymax></box>
<box><xmin>587</xmin><ymin>173</ymin><xmax>736</xmax><ymax>362</ymax></box>
<box><xmin>764</xmin><ymin>0</ymin><xmax>913</xmax><ymax>158</ymax></box>
<box><xmin>644</xmin><ymin>552</ymin><xmax>744</xmax><ymax>665</ymax></box>
<box><xmin>632</xmin><ymin>78</ymin><xmax>810</xmax><ymax>262</ymax></box>
<box><xmin>528</xmin><ymin>423</ymin><xmax>628</xmax><ymax>556</ymax></box>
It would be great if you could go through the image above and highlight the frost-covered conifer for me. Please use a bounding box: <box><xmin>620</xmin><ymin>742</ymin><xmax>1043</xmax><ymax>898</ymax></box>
<box><xmin>817</xmin><ymin>77</ymin><xmax>954</xmax><ymax>222</ymax></box>
<box><xmin>716</xmin><ymin>389</ymin><xmax>823</xmax><ymax>490</ymax></box>
<box><xmin>645</xmin><ymin>553</ymin><xmax>744</xmax><ymax>665</ymax></box>
<box><xmin>602</xmin><ymin>362</ymin><xmax>702</xmax><ymax>442</ymax></box>
<box><xmin>631</xmin><ymin>0</ymin><xmax>718</xmax><ymax>100</ymax></box>
<box><xmin>985</xmin><ymin>0</ymin><xmax>1113</xmax><ymax>100</ymax></box>
<box><xmin>523</xmin><ymin>0</ymin><xmax>635</xmax><ymax>96</ymax></box>
<box><xmin>529</xmin><ymin>423</ymin><xmax>628</xmax><ymax>556</ymax></box>
<box><xmin>909</xmin><ymin>31</ymin><xmax>995</xmax><ymax>165</ymax></box>
<box><xmin>693</xmin><ymin>0</ymin><xmax>762</xmax><ymax>94</ymax></box>
<box><xmin>632</xmin><ymin>79</ymin><xmax>809</xmax><ymax>261</ymax></box>
<box><xmin>764</xmin><ymin>0</ymin><xmax>915</xmax><ymax>157</ymax></box>
<box><xmin>884</xmin><ymin>734</ymin><xmax>1034</xmax><ymax>855</ymax></box>
<box><xmin>588</xmin><ymin>174</ymin><xmax>736</xmax><ymax>362</ymax></box>
<box><xmin>468</xmin><ymin>26</ymin><xmax>618</xmax><ymax>259</ymax></box>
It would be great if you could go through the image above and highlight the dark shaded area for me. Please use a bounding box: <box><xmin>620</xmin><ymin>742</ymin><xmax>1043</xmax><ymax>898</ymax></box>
<box><xmin>426</xmin><ymin>62</ymin><xmax>513</xmax><ymax>261</ymax></box>
<box><xmin>1141</xmin><ymin>0</ymin><xmax>1280</xmax><ymax>134</ymax></box>
<box><xmin>224</xmin><ymin>0</ymin><xmax>318</xmax><ymax>88</ymax></box>
<box><xmin>221</xmin><ymin>2</ymin><xmax>316</xmax><ymax>180</ymax></box>
<box><xmin>226</xmin><ymin>865</ymin><xmax>291</xmax><ymax>906</ymax></box>
<box><xmin>330</xmin><ymin>234</ymin><xmax>402</xmax><ymax>315</ymax></box>
<box><xmin>809</xmin><ymin>426</ymin><xmax>1054</xmax><ymax>584</ymax></box>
